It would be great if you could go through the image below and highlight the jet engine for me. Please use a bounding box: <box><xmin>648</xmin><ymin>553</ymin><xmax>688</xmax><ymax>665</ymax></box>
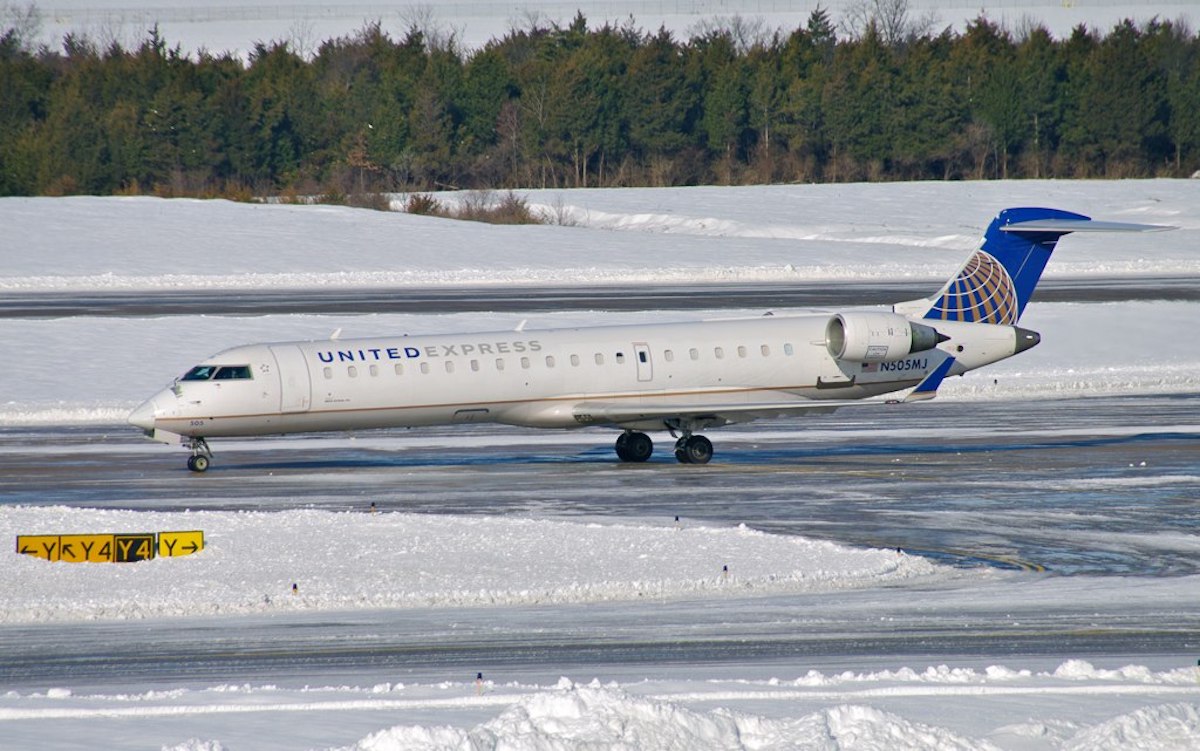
<box><xmin>825</xmin><ymin>312</ymin><xmax>945</xmax><ymax>363</ymax></box>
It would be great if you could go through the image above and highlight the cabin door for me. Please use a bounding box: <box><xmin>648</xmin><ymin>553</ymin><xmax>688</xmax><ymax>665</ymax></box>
<box><xmin>269</xmin><ymin>345</ymin><xmax>312</xmax><ymax>413</ymax></box>
<box><xmin>633</xmin><ymin>342</ymin><xmax>653</xmax><ymax>382</ymax></box>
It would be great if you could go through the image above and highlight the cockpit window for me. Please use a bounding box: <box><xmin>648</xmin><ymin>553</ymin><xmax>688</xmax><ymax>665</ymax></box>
<box><xmin>213</xmin><ymin>365</ymin><xmax>253</xmax><ymax>380</ymax></box>
<box><xmin>181</xmin><ymin>365</ymin><xmax>253</xmax><ymax>381</ymax></box>
<box><xmin>181</xmin><ymin>365</ymin><xmax>219</xmax><ymax>381</ymax></box>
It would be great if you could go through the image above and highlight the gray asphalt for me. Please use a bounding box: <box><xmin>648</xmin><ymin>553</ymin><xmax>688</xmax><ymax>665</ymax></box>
<box><xmin>2</xmin><ymin>394</ymin><xmax>1198</xmax><ymax>690</ymax></box>
<box><xmin>2</xmin><ymin>276</ymin><xmax>1199</xmax><ymax>318</ymax></box>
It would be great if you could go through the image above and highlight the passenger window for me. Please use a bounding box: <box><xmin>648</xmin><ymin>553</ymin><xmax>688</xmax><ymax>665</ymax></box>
<box><xmin>689</xmin><ymin>348</ymin><xmax>699</xmax><ymax>361</ymax></box>
<box><xmin>714</xmin><ymin>347</ymin><xmax>725</xmax><ymax>359</ymax></box>
<box><xmin>445</xmin><ymin>361</ymin><xmax>454</xmax><ymax>373</ymax></box>
<box><xmin>323</xmin><ymin>367</ymin><xmax>332</xmax><ymax>379</ymax></box>
<box><xmin>761</xmin><ymin>345</ymin><xmax>770</xmax><ymax>357</ymax></box>
<box><xmin>419</xmin><ymin>362</ymin><xmax>430</xmax><ymax>374</ymax></box>
<box><xmin>182</xmin><ymin>365</ymin><xmax>218</xmax><ymax>381</ymax></box>
<box><xmin>496</xmin><ymin>358</ymin><xmax>505</xmax><ymax>371</ymax></box>
<box><xmin>520</xmin><ymin>357</ymin><xmax>530</xmax><ymax>369</ymax></box>
<box><xmin>615</xmin><ymin>352</ymin><xmax>626</xmax><ymax>364</ymax></box>
<box><xmin>369</xmin><ymin>364</ymin><xmax>379</xmax><ymax>377</ymax></box>
<box><xmin>470</xmin><ymin>359</ymin><xmax>480</xmax><ymax>372</ymax></box>
<box><xmin>664</xmin><ymin>350</ymin><xmax>674</xmax><ymax>362</ymax></box>
<box><xmin>348</xmin><ymin>366</ymin><xmax>358</xmax><ymax>378</ymax></box>
<box><xmin>545</xmin><ymin>356</ymin><xmax>556</xmax><ymax>368</ymax></box>
<box><xmin>784</xmin><ymin>343</ymin><xmax>794</xmax><ymax>356</ymax></box>
<box><xmin>737</xmin><ymin>346</ymin><xmax>747</xmax><ymax>358</ymax></box>
<box><xmin>594</xmin><ymin>353</ymin><xmax>604</xmax><ymax>365</ymax></box>
<box><xmin>394</xmin><ymin>364</ymin><xmax>404</xmax><ymax>375</ymax></box>
<box><xmin>570</xmin><ymin>354</ymin><xmax>580</xmax><ymax>367</ymax></box>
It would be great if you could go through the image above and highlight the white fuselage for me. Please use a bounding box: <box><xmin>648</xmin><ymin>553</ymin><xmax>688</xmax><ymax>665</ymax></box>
<box><xmin>130</xmin><ymin>313</ymin><xmax>1023</xmax><ymax>440</ymax></box>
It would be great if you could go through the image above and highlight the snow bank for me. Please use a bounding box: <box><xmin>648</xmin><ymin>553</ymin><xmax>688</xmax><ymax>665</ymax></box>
<box><xmin>1064</xmin><ymin>703</ymin><xmax>1200</xmax><ymax>751</ymax></box>
<box><xmin>0</xmin><ymin>507</ymin><xmax>942</xmax><ymax>623</ymax></box>
<box><xmin>340</xmin><ymin>681</ymin><xmax>996</xmax><ymax>751</ymax></box>
<box><xmin>332</xmin><ymin>677</ymin><xmax>1200</xmax><ymax>751</ymax></box>
<box><xmin>5</xmin><ymin>662</ymin><xmax>1197</xmax><ymax>750</ymax></box>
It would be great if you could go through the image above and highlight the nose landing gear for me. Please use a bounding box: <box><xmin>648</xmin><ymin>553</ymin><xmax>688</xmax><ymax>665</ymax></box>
<box><xmin>185</xmin><ymin>437</ymin><xmax>213</xmax><ymax>472</ymax></box>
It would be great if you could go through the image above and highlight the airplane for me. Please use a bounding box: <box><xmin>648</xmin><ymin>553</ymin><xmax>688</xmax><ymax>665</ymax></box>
<box><xmin>128</xmin><ymin>207</ymin><xmax>1167</xmax><ymax>471</ymax></box>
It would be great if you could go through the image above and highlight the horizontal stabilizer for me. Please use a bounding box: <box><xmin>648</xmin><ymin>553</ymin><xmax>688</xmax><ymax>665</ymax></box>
<box><xmin>999</xmin><ymin>219</ymin><xmax>1175</xmax><ymax>234</ymax></box>
<box><xmin>904</xmin><ymin>356</ymin><xmax>956</xmax><ymax>402</ymax></box>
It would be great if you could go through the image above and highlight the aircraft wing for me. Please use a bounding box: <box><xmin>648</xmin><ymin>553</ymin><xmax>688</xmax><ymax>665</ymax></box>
<box><xmin>574</xmin><ymin>358</ymin><xmax>956</xmax><ymax>427</ymax></box>
<box><xmin>574</xmin><ymin>396</ymin><xmax>850</xmax><ymax>426</ymax></box>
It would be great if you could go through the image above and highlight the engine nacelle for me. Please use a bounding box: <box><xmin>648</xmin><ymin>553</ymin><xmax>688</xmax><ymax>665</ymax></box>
<box><xmin>825</xmin><ymin>312</ymin><xmax>944</xmax><ymax>363</ymax></box>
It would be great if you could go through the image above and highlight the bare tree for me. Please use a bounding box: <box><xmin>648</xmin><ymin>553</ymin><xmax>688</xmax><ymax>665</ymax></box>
<box><xmin>398</xmin><ymin>3</ymin><xmax>461</xmax><ymax>53</ymax></box>
<box><xmin>689</xmin><ymin>14</ymin><xmax>773</xmax><ymax>53</ymax></box>
<box><xmin>287</xmin><ymin>20</ymin><xmax>317</xmax><ymax>61</ymax></box>
<box><xmin>841</xmin><ymin>0</ymin><xmax>938</xmax><ymax>45</ymax></box>
<box><xmin>1</xmin><ymin>1</ymin><xmax>41</xmax><ymax>50</ymax></box>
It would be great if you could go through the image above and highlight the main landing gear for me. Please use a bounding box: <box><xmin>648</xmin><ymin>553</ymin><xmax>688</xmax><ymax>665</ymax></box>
<box><xmin>185</xmin><ymin>437</ymin><xmax>212</xmax><ymax>473</ymax></box>
<box><xmin>674</xmin><ymin>434</ymin><xmax>713</xmax><ymax>464</ymax></box>
<box><xmin>614</xmin><ymin>430</ymin><xmax>653</xmax><ymax>462</ymax></box>
<box><xmin>614</xmin><ymin>430</ymin><xmax>714</xmax><ymax>465</ymax></box>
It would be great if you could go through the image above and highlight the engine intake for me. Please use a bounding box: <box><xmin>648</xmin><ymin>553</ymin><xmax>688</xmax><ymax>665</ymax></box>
<box><xmin>826</xmin><ymin>312</ymin><xmax>945</xmax><ymax>363</ymax></box>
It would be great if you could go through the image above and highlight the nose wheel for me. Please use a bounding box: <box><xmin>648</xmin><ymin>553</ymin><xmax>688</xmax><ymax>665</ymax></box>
<box><xmin>185</xmin><ymin>437</ymin><xmax>212</xmax><ymax>472</ymax></box>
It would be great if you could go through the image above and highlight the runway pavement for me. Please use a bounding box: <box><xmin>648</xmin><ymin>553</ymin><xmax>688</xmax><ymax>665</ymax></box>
<box><xmin>2</xmin><ymin>277</ymin><xmax>1199</xmax><ymax>318</ymax></box>
<box><xmin>3</xmin><ymin>396</ymin><xmax>1199</xmax><ymax>690</ymax></box>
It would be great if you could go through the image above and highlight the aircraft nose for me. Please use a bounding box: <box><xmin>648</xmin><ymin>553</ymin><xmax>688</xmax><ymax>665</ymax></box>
<box><xmin>128</xmin><ymin>395</ymin><xmax>162</xmax><ymax>431</ymax></box>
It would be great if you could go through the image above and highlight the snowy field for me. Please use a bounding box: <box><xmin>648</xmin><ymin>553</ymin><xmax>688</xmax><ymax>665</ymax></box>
<box><xmin>22</xmin><ymin>0</ymin><xmax>1200</xmax><ymax>57</ymax></box>
<box><xmin>3</xmin><ymin>180</ymin><xmax>1200</xmax><ymax>749</ymax></box>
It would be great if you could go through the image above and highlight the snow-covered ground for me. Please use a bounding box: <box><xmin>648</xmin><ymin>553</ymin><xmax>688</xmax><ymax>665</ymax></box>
<box><xmin>22</xmin><ymin>0</ymin><xmax>1200</xmax><ymax>58</ymax></box>
<box><xmin>3</xmin><ymin>501</ymin><xmax>1200</xmax><ymax>749</ymax></box>
<box><xmin>6</xmin><ymin>180</ymin><xmax>1199</xmax><ymax>292</ymax></box>
<box><xmin>3</xmin><ymin>181</ymin><xmax>1200</xmax><ymax>749</ymax></box>
<box><xmin>4</xmin><ymin>665</ymin><xmax>1200</xmax><ymax>750</ymax></box>
<box><xmin>0</xmin><ymin>506</ymin><xmax>945</xmax><ymax>622</ymax></box>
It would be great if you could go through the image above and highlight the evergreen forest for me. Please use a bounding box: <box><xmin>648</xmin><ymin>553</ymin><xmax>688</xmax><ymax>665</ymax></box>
<box><xmin>2</xmin><ymin>7</ymin><xmax>1199</xmax><ymax>198</ymax></box>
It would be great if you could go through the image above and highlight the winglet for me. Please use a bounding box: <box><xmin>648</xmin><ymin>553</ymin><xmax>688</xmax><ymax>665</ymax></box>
<box><xmin>904</xmin><ymin>357</ymin><xmax>956</xmax><ymax>402</ymax></box>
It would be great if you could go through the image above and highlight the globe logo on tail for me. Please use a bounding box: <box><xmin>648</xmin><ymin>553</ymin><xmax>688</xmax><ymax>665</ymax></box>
<box><xmin>928</xmin><ymin>251</ymin><xmax>1019</xmax><ymax>325</ymax></box>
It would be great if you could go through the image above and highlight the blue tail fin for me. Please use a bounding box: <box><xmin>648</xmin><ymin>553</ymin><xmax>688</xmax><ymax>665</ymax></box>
<box><xmin>920</xmin><ymin>207</ymin><xmax>1089</xmax><ymax>325</ymax></box>
<box><xmin>895</xmin><ymin>208</ymin><xmax>1172</xmax><ymax>325</ymax></box>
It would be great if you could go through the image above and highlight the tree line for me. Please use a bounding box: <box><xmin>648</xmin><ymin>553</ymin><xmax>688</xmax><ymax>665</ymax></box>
<box><xmin>1</xmin><ymin>8</ymin><xmax>1198</xmax><ymax>198</ymax></box>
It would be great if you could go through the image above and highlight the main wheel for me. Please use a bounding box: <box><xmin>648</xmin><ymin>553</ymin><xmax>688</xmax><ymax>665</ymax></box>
<box><xmin>187</xmin><ymin>455</ymin><xmax>210</xmax><ymax>472</ymax></box>
<box><xmin>615</xmin><ymin>431</ymin><xmax>653</xmax><ymax>462</ymax></box>
<box><xmin>675</xmin><ymin>435</ymin><xmax>713</xmax><ymax>465</ymax></box>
